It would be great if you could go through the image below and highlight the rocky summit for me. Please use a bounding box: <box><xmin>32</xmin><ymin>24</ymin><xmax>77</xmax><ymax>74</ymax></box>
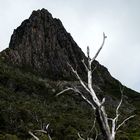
<box><xmin>0</xmin><ymin>8</ymin><xmax>140</xmax><ymax>140</ymax></box>
<box><xmin>1</xmin><ymin>8</ymin><xmax>116</xmax><ymax>87</ymax></box>
<box><xmin>1</xmin><ymin>9</ymin><xmax>87</xmax><ymax>80</ymax></box>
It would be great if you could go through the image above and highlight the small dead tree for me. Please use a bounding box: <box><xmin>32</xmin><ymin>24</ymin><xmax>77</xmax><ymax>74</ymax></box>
<box><xmin>29</xmin><ymin>124</ymin><xmax>52</xmax><ymax>140</ymax></box>
<box><xmin>57</xmin><ymin>33</ymin><xmax>135</xmax><ymax>140</ymax></box>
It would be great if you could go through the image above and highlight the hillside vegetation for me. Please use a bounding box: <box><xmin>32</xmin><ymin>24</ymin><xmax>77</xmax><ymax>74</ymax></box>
<box><xmin>0</xmin><ymin>60</ymin><xmax>139</xmax><ymax>140</ymax></box>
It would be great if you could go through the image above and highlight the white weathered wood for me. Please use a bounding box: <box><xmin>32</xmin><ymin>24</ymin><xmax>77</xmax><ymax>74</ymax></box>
<box><xmin>56</xmin><ymin>33</ymin><xmax>135</xmax><ymax>140</ymax></box>
<box><xmin>68</xmin><ymin>63</ymin><xmax>91</xmax><ymax>93</ymax></box>
<box><xmin>91</xmin><ymin>32</ymin><xmax>107</xmax><ymax>63</ymax></box>
<box><xmin>56</xmin><ymin>87</ymin><xmax>74</xmax><ymax>96</ymax></box>
<box><xmin>57</xmin><ymin>87</ymin><xmax>96</xmax><ymax>110</ymax></box>
<box><xmin>30</xmin><ymin>123</ymin><xmax>52</xmax><ymax>140</ymax></box>
<box><xmin>78</xmin><ymin>133</ymin><xmax>85</xmax><ymax>140</ymax></box>
<box><xmin>28</xmin><ymin>131</ymin><xmax>39</xmax><ymax>140</ymax></box>
<box><xmin>82</xmin><ymin>59</ymin><xmax>88</xmax><ymax>72</ymax></box>
<box><xmin>116</xmin><ymin>115</ymin><xmax>135</xmax><ymax>131</ymax></box>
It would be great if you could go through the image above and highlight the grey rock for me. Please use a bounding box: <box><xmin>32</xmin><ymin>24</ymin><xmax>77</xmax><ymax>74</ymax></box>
<box><xmin>0</xmin><ymin>8</ymin><xmax>119</xmax><ymax>86</ymax></box>
<box><xmin>2</xmin><ymin>9</ymin><xmax>86</xmax><ymax>80</ymax></box>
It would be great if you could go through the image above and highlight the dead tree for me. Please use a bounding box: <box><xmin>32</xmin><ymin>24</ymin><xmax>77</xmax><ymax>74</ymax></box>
<box><xmin>57</xmin><ymin>33</ymin><xmax>135</xmax><ymax>140</ymax></box>
<box><xmin>28</xmin><ymin>124</ymin><xmax>52</xmax><ymax>140</ymax></box>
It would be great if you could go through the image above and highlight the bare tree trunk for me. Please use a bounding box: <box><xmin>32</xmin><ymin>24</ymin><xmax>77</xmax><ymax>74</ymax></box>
<box><xmin>57</xmin><ymin>33</ymin><xmax>135</xmax><ymax>140</ymax></box>
<box><xmin>96</xmin><ymin>107</ymin><xmax>113</xmax><ymax>140</ymax></box>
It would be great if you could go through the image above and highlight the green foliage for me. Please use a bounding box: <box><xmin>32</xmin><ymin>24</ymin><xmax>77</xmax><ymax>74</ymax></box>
<box><xmin>0</xmin><ymin>134</ymin><xmax>19</xmax><ymax>140</ymax></box>
<box><xmin>0</xmin><ymin>61</ymin><xmax>139</xmax><ymax>139</ymax></box>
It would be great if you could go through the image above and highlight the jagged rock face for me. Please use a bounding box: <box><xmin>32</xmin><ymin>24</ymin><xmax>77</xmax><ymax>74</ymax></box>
<box><xmin>1</xmin><ymin>8</ymin><xmax>115</xmax><ymax>85</ymax></box>
<box><xmin>2</xmin><ymin>9</ymin><xmax>86</xmax><ymax>79</ymax></box>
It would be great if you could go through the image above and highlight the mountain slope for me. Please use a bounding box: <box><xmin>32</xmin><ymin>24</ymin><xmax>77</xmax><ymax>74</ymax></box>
<box><xmin>0</xmin><ymin>9</ymin><xmax>139</xmax><ymax>140</ymax></box>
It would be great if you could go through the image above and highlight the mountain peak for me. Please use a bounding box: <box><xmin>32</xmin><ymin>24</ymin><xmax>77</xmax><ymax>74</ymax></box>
<box><xmin>1</xmin><ymin>9</ymin><xmax>114</xmax><ymax>86</ymax></box>
<box><xmin>1</xmin><ymin>9</ymin><xmax>86</xmax><ymax>80</ymax></box>
<box><xmin>29</xmin><ymin>8</ymin><xmax>53</xmax><ymax>22</ymax></box>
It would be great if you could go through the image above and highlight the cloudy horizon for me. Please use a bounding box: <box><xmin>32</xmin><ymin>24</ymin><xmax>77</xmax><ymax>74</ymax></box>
<box><xmin>0</xmin><ymin>0</ymin><xmax>140</xmax><ymax>92</ymax></box>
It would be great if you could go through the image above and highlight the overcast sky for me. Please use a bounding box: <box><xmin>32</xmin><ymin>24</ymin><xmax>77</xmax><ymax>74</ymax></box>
<box><xmin>0</xmin><ymin>0</ymin><xmax>140</xmax><ymax>92</ymax></box>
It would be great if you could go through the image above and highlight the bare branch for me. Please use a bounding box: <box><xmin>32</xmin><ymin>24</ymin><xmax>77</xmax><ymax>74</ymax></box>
<box><xmin>78</xmin><ymin>132</ymin><xmax>85</xmax><ymax>140</ymax></box>
<box><xmin>57</xmin><ymin>86</ymin><xmax>96</xmax><ymax>110</ymax></box>
<box><xmin>91</xmin><ymin>32</ymin><xmax>107</xmax><ymax>63</ymax></box>
<box><xmin>48</xmin><ymin>135</ymin><xmax>52</xmax><ymax>140</ymax></box>
<box><xmin>35</xmin><ymin>124</ymin><xmax>52</xmax><ymax>140</ymax></box>
<box><xmin>111</xmin><ymin>114</ymin><xmax>119</xmax><ymax>139</ymax></box>
<box><xmin>116</xmin><ymin>85</ymin><xmax>125</xmax><ymax>115</ymax></box>
<box><xmin>100</xmin><ymin>98</ymin><xmax>106</xmax><ymax>107</ymax></box>
<box><xmin>107</xmin><ymin>118</ymin><xmax>113</xmax><ymax>121</ymax></box>
<box><xmin>45</xmin><ymin>123</ymin><xmax>49</xmax><ymax>130</ymax></box>
<box><xmin>116</xmin><ymin>115</ymin><xmax>135</xmax><ymax>131</ymax></box>
<box><xmin>56</xmin><ymin>87</ymin><xmax>74</xmax><ymax>96</ymax></box>
<box><xmin>110</xmin><ymin>90</ymin><xmax>124</xmax><ymax>138</ymax></box>
<box><xmin>68</xmin><ymin>63</ymin><xmax>90</xmax><ymax>93</ymax></box>
<box><xmin>28</xmin><ymin>131</ymin><xmax>39</xmax><ymax>140</ymax></box>
<box><xmin>74</xmin><ymin>88</ymin><xmax>96</xmax><ymax>110</ymax></box>
<box><xmin>116</xmin><ymin>94</ymin><xmax>123</xmax><ymax>116</ymax></box>
<box><xmin>91</xmin><ymin>64</ymin><xmax>97</xmax><ymax>73</ymax></box>
<box><xmin>82</xmin><ymin>59</ymin><xmax>89</xmax><ymax>72</ymax></box>
<box><xmin>119</xmin><ymin>85</ymin><xmax>125</xmax><ymax>94</ymax></box>
<box><xmin>87</xmin><ymin>46</ymin><xmax>91</xmax><ymax>60</ymax></box>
